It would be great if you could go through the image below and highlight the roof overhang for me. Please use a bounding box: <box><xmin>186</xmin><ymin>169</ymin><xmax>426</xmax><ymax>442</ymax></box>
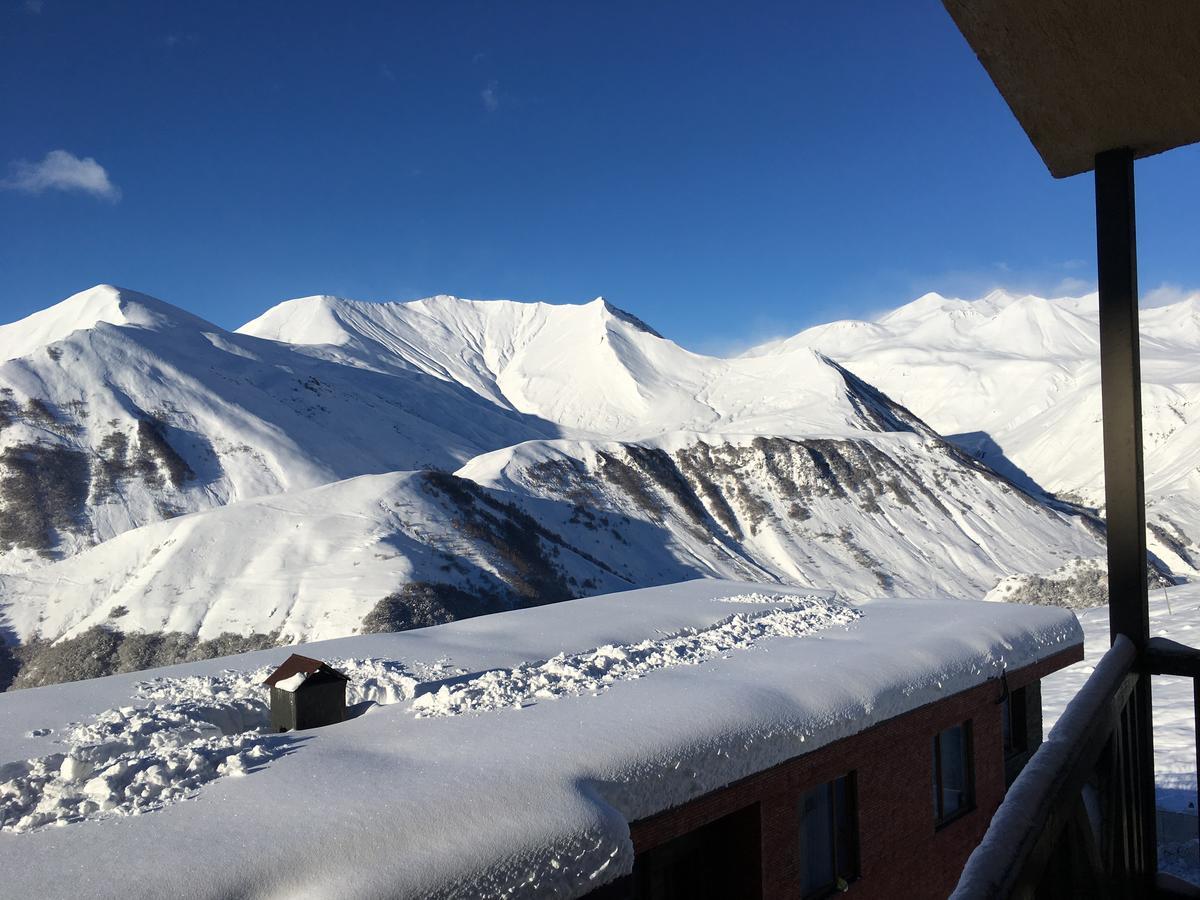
<box><xmin>942</xmin><ymin>0</ymin><xmax>1200</xmax><ymax>178</ymax></box>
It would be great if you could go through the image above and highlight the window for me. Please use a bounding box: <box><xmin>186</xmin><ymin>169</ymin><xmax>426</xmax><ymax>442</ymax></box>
<box><xmin>799</xmin><ymin>773</ymin><xmax>859</xmax><ymax>898</ymax></box>
<box><xmin>1001</xmin><ymin>686</ymin><xmax>1029</xmax><ymax>759</ymax></box>
<box><xmin>633</xmin><ymin>803</ymin><xmax>761</xmax><ymax>899</ymax></box>
<box><xmin>933</xmin><ymin>722</ymin><xmax>974</xmax><ymax>826</ymax></box>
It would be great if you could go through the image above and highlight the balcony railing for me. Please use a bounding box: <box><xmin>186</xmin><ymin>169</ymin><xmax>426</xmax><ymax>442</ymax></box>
<box><xmin>952</xmin><ymin>634</ymin><xmax>1200</xmax><ymax>899</ymax></box>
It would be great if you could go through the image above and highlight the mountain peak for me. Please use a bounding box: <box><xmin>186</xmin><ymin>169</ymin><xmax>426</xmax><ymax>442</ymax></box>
<box><xmin>0</xmin><ymin>285</ymin><xmax>217</xmax><ymax>362</ymax></box>
<box><xmin>596</xmin><ymin>298</ymin><xmax>662</xmax><ymax>338</ymax></box>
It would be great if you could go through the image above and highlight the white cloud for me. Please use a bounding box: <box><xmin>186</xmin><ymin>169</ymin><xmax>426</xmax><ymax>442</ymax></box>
<box><xmin>1142</xmin><ymin>282</ymin><xmax>1200</xmax><ymax>308</ymax></box>
<box><xmin>163</xmin><ymin>32</ymin><xmax>198</xmax><ymax>48</ymax></box>
<box><xmin>0</xmin><ymin>150</ymin><xmax>120</xmax><ymax>200</ymax></box>
<box><xmin>481</xmin><ymin>80</ymin><xmax>500</xmax><ymax>113</ymax></box>
<box><xmin>1050</xmin><ymin>276</ymin><xmax>1094</xmax><ymax>296</ymax></box>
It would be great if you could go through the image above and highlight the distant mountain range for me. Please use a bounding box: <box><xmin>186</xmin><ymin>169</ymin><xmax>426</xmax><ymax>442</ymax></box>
<box><xmin>0</xmin><ymin>285</ymin><xmax>1129</xmax><ymax>686</ymax></box>
<box><xmin>753</xmin><ymin>288</ymin><xmax>1200</xmax><ymax>577</ymax></box>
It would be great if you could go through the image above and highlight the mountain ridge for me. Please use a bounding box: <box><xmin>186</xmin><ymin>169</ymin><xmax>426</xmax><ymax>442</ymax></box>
<box><xmin>759</xmin><ymin>287</ymin><xmax>1200</xmax><ymax>576</ymax></box>
<box><xmin>0</xmin><ymin>284</ymin><xmax>1137</xmax><ymax>688</ymax></box>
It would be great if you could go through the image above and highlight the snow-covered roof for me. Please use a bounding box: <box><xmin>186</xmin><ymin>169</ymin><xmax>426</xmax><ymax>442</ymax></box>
<box><xmin>0</xmin><ymin>580</ymin><xmax>1082</xmax><ymax>900</ymax></box>
<box><xmin>263</xmin><ymin>653</ymin><xmax>348</xmax><ymax>692</ymax></box>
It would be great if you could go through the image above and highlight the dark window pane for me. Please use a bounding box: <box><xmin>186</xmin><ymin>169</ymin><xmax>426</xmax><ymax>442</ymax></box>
<box><xmin>1001</xmin><ymin>694</ymin><xmax>1012</xmax><ymax>754</ymax></box>
<box><xmin>1010</xmin><ymin>687</ymin><xmax>1028</xmax><ymax>756</ymax></box>
<box><xmin>800</xmin><ymin>783</ymin><xmax>834</xmax><ymax>896</ymax></box>
<box><xmin>934</xmin><ymin>722</ymin><xmax>974</xmax><ymax>825</ymax></box>
<box><xmin>833</xmin><ymin>775</ymin><xmax>859</xmax><ymax>881</ymax></box>
<box><xmin>932</xmin><ymin>735</ymin><xmax>941</xmax><ymax>818</ymax></box>
<box><xmin>800</xmin><ymin>773</ymin><xmax>859</xmax><ymax>897</ymax></box>
<box><xmin>941</xmin><ymin>724</ymin><xmax>968</xmax><ymax>816</ymax></box>
<box><xmin>633</xmin><ymin>803</ymin><xmax>761</xmax><ymax>900</ymax></box>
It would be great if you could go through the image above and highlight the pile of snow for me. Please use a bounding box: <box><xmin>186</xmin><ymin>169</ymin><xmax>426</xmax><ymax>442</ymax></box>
<box><xmin>412</xmin><ymin>594</ymin><xmax>859</xmax><ymax>717</ymax></box>
<box><xmin>0</xmin><ymin>657</ymin><xmax>423</xmax><ymax>833</ymax></box>
<box><xmin>2</xmin><ymin>596</ymin><xmax>852</xmax><ymax>832</ymax></box>
<box><xmin>708</xmin><ymin>591</ymin><xmax>809</xmax><ymax>603</ymax></box>
<box><xmin>272</xmin><ymin>672</ymin><xmax>307</xmax><ymax>692</ymax></box>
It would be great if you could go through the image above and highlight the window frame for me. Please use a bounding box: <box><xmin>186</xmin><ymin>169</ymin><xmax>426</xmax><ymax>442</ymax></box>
<box><xmin>799</xmin><ymin>771</ymin><xmax>860</xmax><ymax>899</ymax></box>
<box><xmin>1001</xmin><ymin>685</ymin><xmax>1029</xmax><ymax>760</ymax></box>
<box><xmin>932</xmin><ymin>721</ymin><xmax>975</xmax><ymax>829</ymax></box>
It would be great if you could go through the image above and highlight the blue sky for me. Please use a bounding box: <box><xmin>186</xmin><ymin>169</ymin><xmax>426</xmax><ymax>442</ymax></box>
<box><xmin>2</xmin><ymin>0</ymin><xmax>1198</xmax><ymax>353</ymax></box>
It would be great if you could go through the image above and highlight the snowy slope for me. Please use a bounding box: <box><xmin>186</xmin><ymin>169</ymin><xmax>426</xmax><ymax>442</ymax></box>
<box><xmin>238</xmin><ymin>293</ymin><xmax>926</xmax><ymax>439</ymax></box>
<box><xmin>0</xmin><ymin>470</ymin><xmax>678</xmax><ymax>646</ymax></box>
<box><xmin>460</xmin><ymin>430</ymin><xmax>1102</xmax><ymax>604</ymax></box>
<box><xmin>0</xmin><ymin>286</ymin><xmax>551</xmax><ymax>571</ymax></box>
<box><xmin>1042</xmin><ymin>582</ymin><xmax>1200</xmax><ymax>817</ymax></box>
<box><xmin>0</xmin><ymin>426</ymin><xmax>1104</xmax><ymax>650</ymax></box>
<box><xmin>752</xmin><ymin>289</ymin><xmax>1200</xmax><ymax>574</ymax></box>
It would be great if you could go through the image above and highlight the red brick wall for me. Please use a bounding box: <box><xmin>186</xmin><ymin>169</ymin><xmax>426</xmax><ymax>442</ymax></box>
<box><xmin>621</xmin><ymin>645</ymin><xmax>1082</xmax><ymax>900</ymax></box>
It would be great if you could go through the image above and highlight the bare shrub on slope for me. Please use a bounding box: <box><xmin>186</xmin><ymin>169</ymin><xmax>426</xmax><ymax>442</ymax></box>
<box><xmin>135</xmin><ymin>418</ymin><xmax>195</xmax><ymax>488</ymax></box>
<box><xmin>421</xmin><ymin>470</ymin><xmax>577</xmax><ymax>607</ymax></box>
<box><xmin>994</xmin><ymin>559</ymin><xmax>1108</xmax><ymax>608</ymax></box>
<box><xmin>0</xmin><ymin>443</ymin><xmax>90</xmax><ymax>556</ymax></box>
<box><xmin>360</xmin><ymin>582</ymin><xmax>491</xmax><ymax>633</ymax></box>
<box><xmin>9</xmin><ymin>627</ymin><xmax>280</xmax><ymax>690</ymax></box>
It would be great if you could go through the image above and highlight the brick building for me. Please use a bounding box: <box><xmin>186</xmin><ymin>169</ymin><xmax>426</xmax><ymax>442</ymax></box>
<box><xmin>590</xmin><ymin>628</ymin><xmax>1080</xmax><ymax>900</ymax></box>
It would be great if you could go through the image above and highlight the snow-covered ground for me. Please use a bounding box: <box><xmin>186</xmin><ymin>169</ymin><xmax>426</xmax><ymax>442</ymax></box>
<box><xmin>1042</xmin><ymin>582</ymin><xmax>1200</xmax><ymax>881</ymax></box>
<box><xmin>0</xmin><ymin>580</ymin><xmax>1080</xmax><ymax>899</ymax></box>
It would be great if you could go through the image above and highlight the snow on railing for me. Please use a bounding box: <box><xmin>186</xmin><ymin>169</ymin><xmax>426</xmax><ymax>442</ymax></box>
<box><xmin>952</xmin><ymin>635</ymin><xmax>1138</xmax><ymax>898</ymax></box>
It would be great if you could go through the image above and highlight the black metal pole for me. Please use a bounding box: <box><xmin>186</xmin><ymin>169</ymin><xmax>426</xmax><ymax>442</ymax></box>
<box><xmin>1095</xmin><ymin>147</ymin><xmax>1157</xmax><ymax>877</ymax></box>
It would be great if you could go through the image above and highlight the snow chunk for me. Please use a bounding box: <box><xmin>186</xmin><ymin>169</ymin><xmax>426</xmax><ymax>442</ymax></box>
<box><xmin>411</xmin><ymin>595</ymin><xmax>860</xmax><ymax>718</ymax></box>
<box><xmin>713</xmin><ymin>591</ymin><xmax>810</xmax><ymax>604</ymax></box>
<box><xmin>272</xmin><ymin>672</ymin><xmax>308</xmax><ymax>693</ymax></box>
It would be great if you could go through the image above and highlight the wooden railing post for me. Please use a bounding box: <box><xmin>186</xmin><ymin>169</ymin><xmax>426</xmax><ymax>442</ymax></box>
<box><xmin>1095</xmin><ymin>148</ymin><xmax>1157</xmax><ymax>878</ymax></box>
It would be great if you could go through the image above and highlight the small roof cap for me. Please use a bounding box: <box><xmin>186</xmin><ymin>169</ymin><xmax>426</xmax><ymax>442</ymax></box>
<box><xmin>263</xmin><ymin>654</ymin><xmax>349</xmax><ymax>688</ymax></box>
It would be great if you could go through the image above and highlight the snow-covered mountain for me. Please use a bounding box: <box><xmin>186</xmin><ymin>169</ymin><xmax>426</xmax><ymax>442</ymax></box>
<box><xmin>751</xmin><ymin>288</ymin><xmax>1200</xmax><ymax>575</ymax></box>
<box><xmin>0</xmin><ymin>285</ymin><xmax>551</xmax><ymax>572</ymax></box>
<box><xmin>2</xmin><ymin>428</ymin><xmax>1103</xmax><ymax>650</ymax></box>
<box><xmin>238</xmin><ymin>293</ymin><xmax>917</xmax><ymax>439</ymax></box>
<box><xmin>0</xmin><ymin>285</ymin><xmax>1110</xmax><ymax>687</ymax></box>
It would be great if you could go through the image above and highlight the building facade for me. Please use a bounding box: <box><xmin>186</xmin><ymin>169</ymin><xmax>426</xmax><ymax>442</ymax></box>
<box><xmin>591</xmin><ymin>645</ymin><xmax>1080</xmax><ymax>900</ymax></box>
